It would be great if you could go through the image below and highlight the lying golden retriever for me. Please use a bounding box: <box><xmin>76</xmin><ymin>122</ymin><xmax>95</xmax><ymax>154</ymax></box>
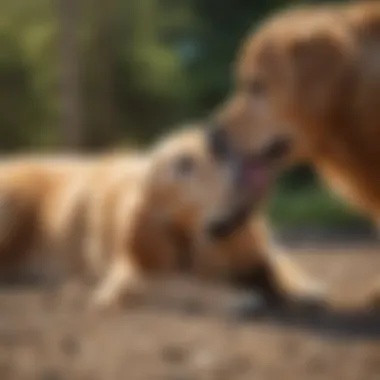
<box><xmin>208</xmin><ymin>1</ymin><xmax>380</xmax><ymax>304</ymax></box>
<box><xmin>0</xmin><ymin>126</ymin><xmax>323</xmax><ymax>310</ymax></box>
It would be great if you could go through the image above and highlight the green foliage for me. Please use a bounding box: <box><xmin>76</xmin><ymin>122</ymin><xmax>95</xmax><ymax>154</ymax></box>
<box><xmin>0</xmin><ymin>30</ymin><xmax>42</xmax><ymax>150</ymax></box>
<box><xmin>0</xmin><ymin>0</ymin><xmax>56</xmax><ymax>149</ymax></box>
<box><xmin>187</xmin><ymin>0</ymin><xmax>292</xmax><ymax>114</ymax></box>
<box><xmin>0</xmin><ymin>0</ymin><xmax>346</xmax><ymax>148</ymax></box>
<box><xmin>268</xmin><ymin>181</ymin><xmax>368</xmax><ymax>228</ymax></box>
<box><xmin>0</xmin><ymin>0</ymin><xmax>359</xmax><ymax>227</ymax></box>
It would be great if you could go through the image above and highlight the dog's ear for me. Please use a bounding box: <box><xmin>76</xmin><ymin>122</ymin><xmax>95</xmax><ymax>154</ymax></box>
<box><xmin>125</xmin><ymin>196</ymin><xmax>179</xmax><ymax>272</ymax></box>
<box><xmin>288</xmin><ymin>31</ymin><xmax>353</xmax><ymax>114</ymax></box>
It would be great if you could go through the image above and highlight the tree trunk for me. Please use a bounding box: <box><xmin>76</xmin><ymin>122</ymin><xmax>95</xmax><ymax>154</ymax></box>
<box><xmin>57</xmin><ymin>0</ymin><xmax>84</xmax><ymax>150</ymax></box>
<box><xmin>83</xmin><ymin>0</ymin><xmax>120</xmax><ymax>150</ymax></box>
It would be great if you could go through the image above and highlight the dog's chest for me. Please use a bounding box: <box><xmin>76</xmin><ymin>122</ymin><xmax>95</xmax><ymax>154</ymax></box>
<box><xmin>318</xmin><ymin>161</ymin><xmax>380</xmax><ymax>214</ymax></box>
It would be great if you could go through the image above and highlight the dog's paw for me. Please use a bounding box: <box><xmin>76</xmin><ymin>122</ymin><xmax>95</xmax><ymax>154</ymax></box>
<box><xmin>89</xmin><ymin>286</ymin><xmax>137</xmax><ymax>312</ymax></box>
<box><xmin>89</xmin><ymin>291</ymin><xmax>121</xmax><ymax>313</ymax></box>
<box><xmin>290</xmin><ymin>293</ymin><xmax>328</xmax><ymax>316</ymax></box>
<box><xmin>226</xmin><ymin>291</ymin><xmax>271</xmax><ymax>321</ymax></box>
<box><xmin>281</xmin><ymin>280</ymin><xmax>329</xmax><ymax>317</ymax></box>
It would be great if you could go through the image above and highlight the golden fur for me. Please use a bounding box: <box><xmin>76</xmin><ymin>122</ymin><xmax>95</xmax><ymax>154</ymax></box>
<box><xmin>216</xmin><ymin>1</ymin><xmax>380</xmax><ymax>208</ymax></box>
<box><xmin>0</xmin><ymin>128</ymin><xmax>322</xmax><ymax>308</ymax></box>
<box><xmin>214</xmin><ymin>1</ymin><xmax>380</xmax><ymax>304</ymax></box>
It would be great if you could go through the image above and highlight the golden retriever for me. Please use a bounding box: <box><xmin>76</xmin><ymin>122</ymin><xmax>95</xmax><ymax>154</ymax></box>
<box><xmin>208</xmin><ymin>1</ymin><xmax>380</xmax><ymax>304</ymax></box>
<box><xmin>0</xmin><ymin>127</ymin><xmax>323</xmax><ymax>309</ymax></box>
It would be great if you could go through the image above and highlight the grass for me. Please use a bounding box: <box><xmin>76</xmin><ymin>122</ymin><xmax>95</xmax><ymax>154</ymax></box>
<box><xmin>268</xmin><ymin>183</ymin><xmax>369</xmax><ymax>229</ymax></box>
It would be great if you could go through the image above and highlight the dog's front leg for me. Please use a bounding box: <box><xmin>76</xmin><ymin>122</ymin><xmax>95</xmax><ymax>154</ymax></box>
<box><xmin>91</xmin><ymin>256</ymin><xmax>143</xmax><ymax>309</ymax></box>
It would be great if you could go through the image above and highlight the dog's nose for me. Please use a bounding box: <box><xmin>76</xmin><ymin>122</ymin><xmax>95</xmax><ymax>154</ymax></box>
<box><xmin>261</xmin><ymin>137</ymin><xmax>292</xmax><ymax>162</ymax></box>
<box><xmin>206</xmin><ymin>126</ymin><xmax>231</xmax><ymax>161</ymax></box>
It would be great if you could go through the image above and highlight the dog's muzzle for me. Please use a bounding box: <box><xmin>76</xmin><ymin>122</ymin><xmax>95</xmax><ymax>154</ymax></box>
<box><xmin>206</xmin><ymin>198</ymin><xmax>253</xmax><ymax>240</ymax></box>
<box><xmin>207</xmin><ymin>126</ymin><xmax>233</xmax><ymax>162</ymax></box>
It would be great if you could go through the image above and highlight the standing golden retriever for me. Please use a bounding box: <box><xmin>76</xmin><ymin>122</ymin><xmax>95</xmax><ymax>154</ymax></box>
<box><xmin>0</xmin><ymin>126</ymin><xmax>323</xmax><ymax>309</ymax></box>
<box><xmin>208</xmin><ymin>1</ymin><xmax>380</xmax><ymax>303</ymax></box>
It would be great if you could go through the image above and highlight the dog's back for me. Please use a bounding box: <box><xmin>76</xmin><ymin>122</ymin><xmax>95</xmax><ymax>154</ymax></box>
<box><xmin>0</xmin><ymin>153</ymin><xmax>146</xmax><ymax>280</ymax></box>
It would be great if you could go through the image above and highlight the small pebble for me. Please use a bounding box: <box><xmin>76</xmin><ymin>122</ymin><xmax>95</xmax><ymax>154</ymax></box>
<box><xmin>60</xmin><ymin>335</ymin><xmax>80</xmax><ymax>357</ymax></box>
<box><xmin>161</xmin><ymin>345</ymin><xmax>188</xmax><ymax>364</ymax></box>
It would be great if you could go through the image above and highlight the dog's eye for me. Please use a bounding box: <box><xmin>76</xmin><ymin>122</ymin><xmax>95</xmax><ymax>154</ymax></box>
<box><xmin>247</xmin><ymin>78</ymin><xmax>266</xmax><ymax>96</ymax></box>
<box><xmin>174</xmin><ymin>154</ymin><xmax>196</xmax><ymax>177</ymax></box>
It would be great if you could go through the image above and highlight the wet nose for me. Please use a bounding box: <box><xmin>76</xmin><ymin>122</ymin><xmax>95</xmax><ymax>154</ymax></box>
<box><xmin>261</xmin><ymin>137</ymin><xmax>292</xmax><ymax>162</ymax></box>
<box><xmin>206</xmin><ymin>126</ymin><xmax>231</xmax><ymax>161</ymax></box>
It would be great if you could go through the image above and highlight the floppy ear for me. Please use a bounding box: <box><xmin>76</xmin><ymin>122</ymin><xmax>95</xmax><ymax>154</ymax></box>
<box><xmin>91</xmin><ymin>190</ymin><xmax>181</xmax><ymax>309</ymax></box>
<box><xmin>288</xmin><ymin>32</ymin><xmax>353</xmax><ymax>114</ymax></box>
<box><xmin>125</xmin><ymin>195</ymin><xmax>179</xmax><ymax>272</ymax></box>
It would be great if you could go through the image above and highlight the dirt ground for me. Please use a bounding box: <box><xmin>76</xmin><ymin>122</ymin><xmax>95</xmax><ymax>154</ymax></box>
<box><xmin>1</xmin><ymin>246</ymin><xmax>380</xmax><ymax>380</ymax></box>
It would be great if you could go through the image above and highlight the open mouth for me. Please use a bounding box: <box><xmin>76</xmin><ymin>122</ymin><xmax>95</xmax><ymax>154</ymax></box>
<box><xmin>237</xmin><ymin>157</ymin><xmax>273</xmax><ymax>197</ymax></box>
<box><xmin>206</xmin><ymin>136</ymin><xmax>292</xmax><ymax>240</ymax></box>
<box><xmin>237</xmin><ymin>135</ymin><xmax>292</xmax><ymax>191</ymax></box>
<box><xmin>207</xmin><ymin>160</ymin><xmax>273</xmax><ymax>240</ymax></box>
<box><xmin>206</xmin><ymin>200</ymin><xmax>253</xmax><ymax>239</ymax></box>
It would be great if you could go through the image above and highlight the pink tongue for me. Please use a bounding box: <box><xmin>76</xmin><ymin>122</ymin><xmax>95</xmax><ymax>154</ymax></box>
<box><xmin>242</xmin><ymin>162</ymin><xmax>270</xmax><ymax>193</ymax></box>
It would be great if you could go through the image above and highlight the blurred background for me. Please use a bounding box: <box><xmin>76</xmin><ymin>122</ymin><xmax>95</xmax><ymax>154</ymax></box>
<box><xmin>1</xmin><ymin>2</ymin><xmax>380</xmax><ymax>379</ymax></box>
<box><xmin>0</xmin><ymin>0</ymin><xmax>372</xmax><ymax>234</ymax></box>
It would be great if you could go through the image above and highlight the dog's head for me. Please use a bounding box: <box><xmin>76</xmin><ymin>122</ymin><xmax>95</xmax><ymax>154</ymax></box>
<box><xmin>208</xmin><ymin>5</ymin><xmax>355</xmax><ymax>198</ymax></box>
<box><xmin>140</xmin><ymin>129</ymin><xmax>277</xmax><ymax>285</ymax></box>
<box><xmin>130</xmin><ymin>127</ymin><xmax>324</xmax><ymax>308</ymax></box>
<box><xmin>128</xmin><ymin>126</ymin><xmax>267</xmax><ymax>276</ymax></box>
<box><xmin>144</xmin><ymin>126</ymin><xmax>269</xmax><ymax>243</ymax></box>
